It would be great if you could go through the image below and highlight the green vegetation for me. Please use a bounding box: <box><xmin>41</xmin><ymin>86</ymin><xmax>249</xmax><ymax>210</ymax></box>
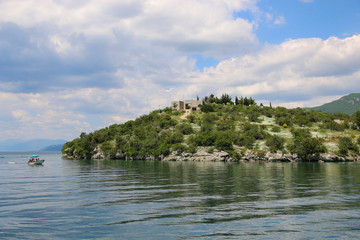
<box><xmin>62</xmin><ymin>94</ymin><xmax>360</xmax><ymax>161</ymax></box>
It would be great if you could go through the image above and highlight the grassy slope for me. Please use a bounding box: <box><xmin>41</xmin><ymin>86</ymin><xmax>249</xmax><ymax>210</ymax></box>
<box><xmin>62</xmin><ymin>103</ymin><xmax>360</xmax><ymax>159</ymax></box>
<box><xmin>181</xmin><ymin>107</ymin><xmax>356</xmax><ymax>155</ymax></box>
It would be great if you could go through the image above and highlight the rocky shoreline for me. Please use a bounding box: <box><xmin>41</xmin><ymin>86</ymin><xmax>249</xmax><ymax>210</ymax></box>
<box><xmin>63</xmin><ymin>147</ymin><xmax>360</xmax><ymax>162</ymax></box>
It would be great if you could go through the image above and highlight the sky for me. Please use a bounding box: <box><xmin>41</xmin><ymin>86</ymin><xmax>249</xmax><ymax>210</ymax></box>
<box><xmin>0</xmin><ymin>0</ymin><xmax>360</xmax><ymax>141</ymax></box>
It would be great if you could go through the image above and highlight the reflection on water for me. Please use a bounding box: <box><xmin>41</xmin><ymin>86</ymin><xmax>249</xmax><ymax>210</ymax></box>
<box><xmin>1</xmin><ymin>153</ymin><xmax>360</xmax><ymax>239</ymax></box>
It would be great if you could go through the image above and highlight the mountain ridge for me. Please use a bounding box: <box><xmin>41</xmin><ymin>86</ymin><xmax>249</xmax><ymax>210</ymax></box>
<box><xmin>308</xmin><ymin>93</ymin><xmax>360</xmax><ymax>115</ymax></box>
<box><xmin>0</xmin><ymin>139</ymin><xmax>67</xmax><ymax>152</ymax></box>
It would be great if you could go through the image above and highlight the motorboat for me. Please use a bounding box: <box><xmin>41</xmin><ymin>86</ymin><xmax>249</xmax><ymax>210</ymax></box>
<box><xmin>28</xmin><ymin>155</ymin><xmax>45</xmax><ymax>165</ymax></box>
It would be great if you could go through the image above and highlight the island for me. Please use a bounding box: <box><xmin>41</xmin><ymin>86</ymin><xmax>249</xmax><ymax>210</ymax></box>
<box><xmin>62</xmin><ymin>94</ymin><xmax>360</xmax><ymax>162</ymax></box>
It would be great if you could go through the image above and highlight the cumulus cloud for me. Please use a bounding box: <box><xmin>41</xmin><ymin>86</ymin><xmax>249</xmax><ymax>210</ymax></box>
<box><xmin>0</xmin><ymin>0</ymin><xmax>359</xmax><ymax>141</ymax></box>
<box><xmin>0</xmin><ymin>91</ymin><xmax>91</xmax><ymax>140</ymax></box>
<box><xmin>174</xmin><ymin>35</ymin><xmax>360</xmax><ymax>107</ymax></box>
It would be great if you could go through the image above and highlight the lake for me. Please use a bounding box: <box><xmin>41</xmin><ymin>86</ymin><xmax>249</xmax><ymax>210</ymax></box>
<box><xmin>1</xmin><ymin>152</ymin><xmax>360</xmax><ymax>239</ymax></box>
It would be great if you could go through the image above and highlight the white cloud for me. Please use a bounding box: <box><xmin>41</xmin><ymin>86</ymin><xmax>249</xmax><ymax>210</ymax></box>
<box><xmin>0</xmin><ymin>91</ymin><xmax>91</xmax><ymax>140</ymax></box>
<box><xmin>173</xmin><ymin>35</ymin><xmax>360</xmax><ymax>106</ymax></box>
<box><xmin>0</xmin><ymin>0</ymin><xmax>359</xmax><ymax>141</ymax></box>
<box><xmin>274</xmin><ymin>16</ymin><xmax>286</xmax><ymax>25</ymax></box>
<box><xmin>0</xmin><ymin>0</ymin><xmax>258</xmax><ymax>58</ymax></box>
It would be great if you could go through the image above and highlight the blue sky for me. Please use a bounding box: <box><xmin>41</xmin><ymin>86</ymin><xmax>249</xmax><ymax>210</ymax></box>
<box><xmin>256</xmin><ymin>0</ymin><xmax>360</xmax><ymax>43</ymax></box>
<box><xmin>0</xmin><ymin>0</ymin><xmax>360</xmax><ymax>141</ymax></box>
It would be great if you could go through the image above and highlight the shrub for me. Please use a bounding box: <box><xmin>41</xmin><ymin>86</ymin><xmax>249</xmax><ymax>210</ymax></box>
<box><xmin>215</xmin><ymin>132</ymin><xmax>233</xmax><ymax>150</ymax></box>
<box><xmin>168</xmin><ymin>132</ymin><xmax>184</xmax><ymax>144</ymax></box>
<box><xmin>202</xmin><ymin>113</ymin><xmax>218</xmax><ymax>124</ymax></box>
<box><xmin>171</xmin><ymin>143</ymin><xmax>187</xmax><ymax>154</ymax></box>
<box><xmin>200</xmin><ymin>104</ymin><xmax>215</xmax><ymax>113</ymax></box>
<box><xmin>101</xmin><ymin>141</ymin><xmax>117</xmax><ymax>157</ymax></box>
<box><xmin>266</xmin><ymin>135</ymin><xmax>285</xmax><ymax>153</ymax></box>
<box><xmin>271</xmin><ymin>126</ymin><xmax>281</xmax><ymax>132</ymax></box>
<box><xmin>320</xmin><ymin>120</ymin><xmax>345</xmax><ymax>131</ymax></box>
<box><xmin>186</xmin><ymin>114</ymin><xmax>196</xmax><ymax>123</ymax></box>
<box><xmin>176</xmin><ymin>123</ymin><xmax>193</xmax><ymax>135</ymax></box>
<box><xmin>216</xmin><ymin>119</ymin><xmax>235</xmax><ymax>131</ymax></box>
<box><xmin>276</xmin><ymin>116</ymin><xmax>292</xmax><ymax>127</ymax></box>
<box><xmin>157</xmin><ymin>143</ymin><xmax>171</xmax><ymax>156</ymax></box>
<box><xmin>242</xmin><ymin>123</ymin><xmax>266</xmax><ymax>140</ymax></box>
<box><xmin>288</xmin><ymin>134</ymin><xmax>327</xmax><ymax>161</ymax></box>
<box><xmin>187</xmin><ymin>144</ymin><xmax>197</xmax><ymax>154</ymax></box>
<box><xmin>338</xmin><ymin>137</ymin><xmax>359</xmax><ymax>156</ymax></box>
<box><xmin>234</xmin><ymin>135</ymin><xmax>256</xmax><ymax>149</ymax></box>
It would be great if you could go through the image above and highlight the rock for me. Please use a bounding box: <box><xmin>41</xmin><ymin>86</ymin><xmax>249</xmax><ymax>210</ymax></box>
<box><xmin>92</xmin><ymin>146</ymin><xmax>105</xmax><ymax>159</ymax></box>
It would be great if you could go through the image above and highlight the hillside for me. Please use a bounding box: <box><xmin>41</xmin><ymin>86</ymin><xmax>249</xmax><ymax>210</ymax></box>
<box><xmin>62</xmin><ymin>94</ymin><xmax>360</xmax><ymax>162</ymax></box>
<box><xmin>308</xmin><ymin>93</ymin><xmax>360</xmax><ymax>115</ymax></box>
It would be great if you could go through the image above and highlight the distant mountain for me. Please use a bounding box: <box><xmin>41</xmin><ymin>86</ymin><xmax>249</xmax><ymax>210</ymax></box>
<box><xmin>308</xmin><ymin>93</ymin><xmax>360</xmax><ymax>115</ymax></box>
<box><xmin>39</xmin><ymin>144</ymin><xmax>65</xmax><ymax>152</ymax></box>
<box><xmin>0</xmin><ymin>139</ymin><xmax>67</xmax><ymax>152</ymax></box>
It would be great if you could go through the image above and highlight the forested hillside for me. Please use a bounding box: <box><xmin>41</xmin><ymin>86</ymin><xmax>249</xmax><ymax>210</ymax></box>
<box><xmin>62</xmin><ymin>94</ymin><xmax>360</xmax><ymax>161</ymax></box>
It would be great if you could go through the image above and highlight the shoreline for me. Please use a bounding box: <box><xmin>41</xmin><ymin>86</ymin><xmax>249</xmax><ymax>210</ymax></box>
<box><xmin>62</xmin><ymin>148</ymin><xmax>360</xmax><ymax>163</ymax></box>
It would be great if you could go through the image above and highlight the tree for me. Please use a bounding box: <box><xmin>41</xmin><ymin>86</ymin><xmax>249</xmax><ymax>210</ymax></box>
<box><xmin>353</xmin><ymin>110</ymin><xmax>360</xmax><ymax>130</ymax></box>
<box><xmin>288</xmin><ymin>129</ymin><xmax>327</xmax><ymax>161</ymax></box>
<box><xmin>209</xmin><ymin>94</ymin><xmax>216</xmax><ymax>103</ymax></box>
<box><xmin>220</xmin><ymin>93</ymin><xmax>232</xmax><ymax>105</ymax></box>
<box><xmin>235</xmin><ymin>96</ymin><xmax>239</xmax><ymax>105</ymax></box>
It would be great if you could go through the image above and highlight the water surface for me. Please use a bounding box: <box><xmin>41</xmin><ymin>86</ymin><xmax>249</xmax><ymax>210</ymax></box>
<box><xmin>1</xmin><ymin>152</ymin><xmax>360</xmax><ymax>239</ymax></box>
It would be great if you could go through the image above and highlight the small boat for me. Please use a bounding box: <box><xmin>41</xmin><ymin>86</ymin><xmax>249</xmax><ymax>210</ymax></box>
<box><xmin>28</xmin><ymin>155</ymin><xmax>45</xmax><ymax>165</ymax></box>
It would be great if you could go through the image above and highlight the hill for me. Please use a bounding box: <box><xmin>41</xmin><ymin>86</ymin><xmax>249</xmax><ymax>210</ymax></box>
<box><xmin>62</xmin><ymin>94</ymin><xmax>360</xmax><ymax>162</ymax></box>
<box><xmin>0</xmin><ymin>139</ymin><xmax>67</xmax><ymax>152</ymax></box>
<box><xmin>40</xmin><ymin>144</ymin><xmax>65</xmax><ymax>152</ymax></box>
<box><xmin>308</xmin><ymin>93</ymin><xmax>360</xmax><ymax>115</ymax></box>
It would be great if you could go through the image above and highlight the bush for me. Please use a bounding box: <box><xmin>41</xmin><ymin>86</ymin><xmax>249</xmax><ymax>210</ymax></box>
<box><xmin>234</xmin><ymin>134</ymin><xmax>256</xmax><ymax>149</ymax></box>
<box><xmin>216</xmin><ymin>119</ymin><xmax>235</xmax><ymax>131</ymax></box>
<box><xmin>338</xmin><ymin>137</ymin><xmax>359</xmax><ymax>156</ymax></box>
<box><xmin>200</xmin><ymin>104</ymin><xmax>215</xmax><ymax>113</ymax></box>
<box><xmin>271</xmin><ymin>126</ymin><xmax>281</xmax><ymax>132</ymax></box>
<box><xmin>168</xmin><ymin>132</ymin><xmax>184</xmax><ymax>144</ymax></box>
<box><xmin>176</xmin><ymin>123</ymin><xmax>193</xmax><ymax>135</ymax></box>
<box><xmin>242</xmin><ymin>123</ymin><xmax>266</xmax><ymax>140</ymax></box>
<box><xmin>320</xmin><ymin>120</ymin><xmax>345</xmax><ymax>131</ymax></box>
<box><xmin>186</xmin><ymin>114</ymin><xmax>196</xmax><ymax>123</ymax></box>
<box><xmin>215</xmin><ymin>132</ymin><xmax>233</xmax><ymax>150</ymax></box>
<box><xmin>157</xmin><ymin>143</ymin><xmax>171</xmax><ymax>156</ymax></box>
<box><xmin>288</xmin><ymin>133</ymin><xmax>327</xmax><ymax>161</ymax></box>
<box><xmin>172</xmin><ymin>143</ymin><xmax>187</xmax><ymax>154</ymax></box>
<box><xmin>276</xmin><ymin>116</ymin><xmax>292</xmax><ymax>127</ymax></box>
<box><xmin>266</xmin><ymin>135</ymin><xmax>285</xmax><ymax>153</ymax></box>
<box><xmin>202</xmin><ymin>113</ymin><xmax>218</xmax><ymax>124</ymax></box>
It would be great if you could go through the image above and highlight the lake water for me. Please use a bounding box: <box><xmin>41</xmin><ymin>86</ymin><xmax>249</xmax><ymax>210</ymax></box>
<box><xmin>1</xmin><ymin>152</ymin><xmax>360</xmax><ymax>239</ymax></box>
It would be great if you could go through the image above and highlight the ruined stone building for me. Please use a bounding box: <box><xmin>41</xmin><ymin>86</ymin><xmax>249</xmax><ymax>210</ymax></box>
<box><xmin>171</xmin><ymin>100</ymin><xmax>202</xmax><ymax>111</ymax></box>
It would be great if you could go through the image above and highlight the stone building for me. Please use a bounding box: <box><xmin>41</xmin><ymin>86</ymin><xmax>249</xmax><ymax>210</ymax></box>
<box><xmin>171</xmin><ymin>100</ymin><xmax>202</xmax><ymax>111</ymax></box>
